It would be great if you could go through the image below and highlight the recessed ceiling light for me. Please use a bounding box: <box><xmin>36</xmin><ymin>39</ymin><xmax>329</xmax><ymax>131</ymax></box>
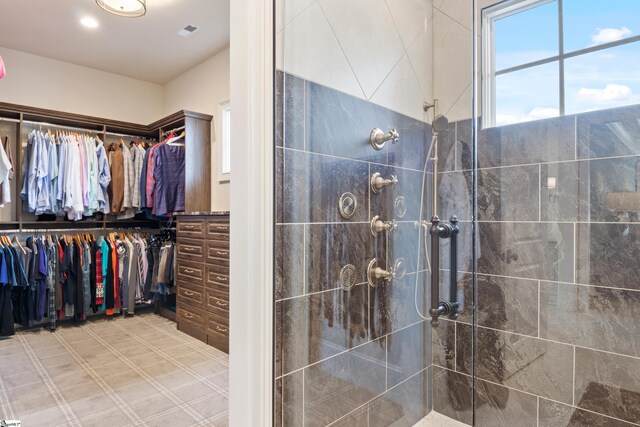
<box><xmin>80</xmin><ymin>16</ymin><xmax>99</xmax><ymax>28</ymax></box>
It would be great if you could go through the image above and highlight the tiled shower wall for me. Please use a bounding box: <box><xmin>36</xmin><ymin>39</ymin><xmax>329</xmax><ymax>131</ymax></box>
<box><xmin>274</xmin><ymin>71</ymin><xmax>436</xmax><ymax>426</ymax></box>
<box><xmin>436</xmin><ymin>104</ymin><xmax>640</xmax><ymax>426</ymax></box>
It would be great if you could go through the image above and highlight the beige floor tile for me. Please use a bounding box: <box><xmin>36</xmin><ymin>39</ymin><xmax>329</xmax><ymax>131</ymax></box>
<box><xmin>80</xmin><ymin>407</ymin><xmax>133</xmax><ymax>427</ymax></box>
<box><xmin>155</xmin><ymin>370</ymin><xmax>198</xmax><ymax>391</ymax></box>
<box><xmin>115</xmin><ymin>380</ymin><xmax>161</xmax><ymax>403</ymax></box>
<box><xmin>10</xmin><ymin>392</ymin><xmax>60</xmax><ymax>419</ymax></box>
<box><xmin>188</xmin><ymin>394</ymin><xmax>228</xmax><ymax>420</ymax></box>
<box><xmin>170</xmin><ymin>381</ymin><xmax>218</xmax><ymax>403</ymax></box>
<box><xmin>68</xmin><ymin>393</ymin><xmax>119</xmax><ymax>420</ymax></box>
<box><xmin>146</xmin><ymin>408</ymin><xmax>199</xmax><ymax>427</ymax></box>
<box><xmin>19</xmin><ymin>405</ymin><xmax>70</xmax><ymax>427</ymax></box>
<box><xmin>126</xmin><ymin>394</ymin><xmax>178</xmax><ymax>420</ymax></box>
<box><xmin>58</xmin><ymin>379</ymin><xmax>104</xmax><ymax>402</ymax></box>
<box><xmin>2</xmin><ymin>369</ymin><xmax>43</xmax><ymax>389</ymax></box>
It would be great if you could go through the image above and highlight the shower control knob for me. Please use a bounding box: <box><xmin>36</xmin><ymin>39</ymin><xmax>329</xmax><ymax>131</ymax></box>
<box><xmin>367</xmin><ymin>258</ymin><xmax>395</xmax><ymax>287</ymax></box>
<box><xmin>370</xmin><ymin>128</ymin><xmax>399</xmax><ymax>150</ymax></box>
<box><xmin>370</xmin><ymin>215</ymin><xmax>397</xmax><ymax>235</ymax></box>
<box><xmin>371</xmin><ymin>172</ymin><xmax>398</xmax><ymax>194</ymax></box>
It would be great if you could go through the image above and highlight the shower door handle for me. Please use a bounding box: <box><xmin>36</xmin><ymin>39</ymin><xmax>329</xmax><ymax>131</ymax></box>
<box><xmin>429</xmin><ymin>215</ymin><xmax>459</xmax><ymax>326</ymax></box>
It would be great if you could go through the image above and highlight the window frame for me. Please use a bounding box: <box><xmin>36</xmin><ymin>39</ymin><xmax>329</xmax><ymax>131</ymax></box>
<box><xmin>218</xmin><ymin>100</ymin><xmax>231</xmax><ymax>182</ymax></box>
<box><xmin>482</xmin><ymin>0</ymin><xmax>640</xmax><ymax>128</ymax></box>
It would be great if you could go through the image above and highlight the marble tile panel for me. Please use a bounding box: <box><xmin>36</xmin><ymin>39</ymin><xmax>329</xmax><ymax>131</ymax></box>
<box><xmin>278</xmin><ymin>370</ymin><xmax>304</xmax><ymax>427</ymax></box>
<box><xmin>577</xmin><ymin>104</ymin><xmax>640</xmax><ymax>159</ymax></box>
<box><xmin>386</xmin><ymin>321</ymin><xmax>430</xmax><ymax>387</ymax></box>
<box><xmin>369</xmin><ymin>368</ymin><xmax>431</xmax><ymax>427</ymax></box>
<box><xmin>540</xmin><ymin>281</ymin><xmax>640</xmax><ymax>358</ymax></box>
<box><xmin>477</xmin><ymin>165</ymin><xmax>539</xmax><ymax>221</ymax></box>
<box><xmin>575</xmin><ymin>347</ymin><xmax>640</xmax><ymax>424</ymax></box>
<box><xmin>387</xmin><ymin>113</ymin><xmax>431</xmax><ymax>171</ymax></box>
<box><xmin>478</xmin><ymin>222</ymin><xmax>574</xmax><ymax>283</ymax></box>
<box><xmin>329</xmin><ymin>406</ymin><xmax>368</xmax><ymax>426</ymax></box>
<box><xmin>432</xmin><ymin>366</ymin><xmax>473</xmax><ymax>425</ymax></box>
<box><xmin>437</xmin><ymin>170</ymin><xmax>473</xmax><ymax>222</ymax></box>
<box><xmin>305</xmin><ymin>78</ymin><xmax>389</xmax><ymax>164</ymax></box>
<box><xmin>457</xmin><ymin>324</ymin><xmax>574</xmax><ymax>404</ymax></box>
<box><xmin>458</xmin><ymin>274</ymin><xmax>538</xmax><ymax>336</ymax></box>
<box><xmin>278</xmin><ymin>148</ymin><xmax>370</xmax><ymax>224</ymax></box>
<box><xmin>275</xmin><ymin>224</ymin><xmax>305</xmax><ymax>300</ymax></box>
<box><xmin>370</xmin><ymin>271</ymin><xmax>428</xmax><ymax>338</ymax></box>
<box><xmin>307</xmin><ymin>223</ymin><xmax>374</xmax><ymax>294</ymax></box>
<box><xmin>475</xmin><ymin>379</ymin><xmax>538</xmax><ymax>427</ymax></box>
<box><xmin>576</xmin><ymin>223</ymin><xmax>640</xmax><ymax>291</ymax></box>
<box><xmin>370</xmin><ymin>164</ymin><xmax>428</xmax><ymax>223</ymax></box>
<box><xmin>538</xmin><ymin>399</ymin><xmax>637</xmax><ymax>427</ymax></box>
<box><xmin>477</xmin><ymin>115</ymin><xmax>575</xmax><ymax>168</ymax></box>
<box><xmin>276</xmin><ymin>71</ymin><xmax>306</xmax><ymax>150</ymax></box>
<box><xmin>432</xmin><ymin>318</ymin><xmax>456</xmax><ymax>370</ymax></box>
<box><xmin>304</xmin><ymin>338</ymin><xmax>386</xmax><ymax>426</ymax></box>
<box><xmin>278</xmin><ymin>284</ymin><xmax>369</xmax><ymax>374</ymax></box>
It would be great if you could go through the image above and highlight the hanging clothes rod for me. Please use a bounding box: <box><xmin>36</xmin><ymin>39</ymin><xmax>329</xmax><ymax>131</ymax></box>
<box><xmin>105</xmin><ymin>130</ymin><xmax>156</xmax><ymax>140</ymax></box>
<box><xmin>0</xmin><ymin>226</ymin><xmax>153</xmax><ymax>234</ymax></box>
<box><xmin>0</xmin><ymin>117</ymin><xmax>21</xmax><ymax>124</ymax></box>
<box><xmin>162</xmin><ymin>125</ymin><xmax>185</xmax><ymax>136</ymax></box>
<box><xmin>22</xmin><ymin>119</ymin><xmax>102</xmax><ymax>134</ymax></box>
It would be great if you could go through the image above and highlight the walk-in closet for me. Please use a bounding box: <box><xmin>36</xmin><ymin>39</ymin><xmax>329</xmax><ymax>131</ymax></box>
<box><xmin>0</xmin><ymin>1</ymin><xmax>230</xmax><ymax>426</ymax></box>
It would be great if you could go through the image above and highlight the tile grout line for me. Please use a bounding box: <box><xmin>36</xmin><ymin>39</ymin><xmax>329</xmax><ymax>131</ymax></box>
<box><xmin>81</xmin><ymin>326</ymin><xmax>208</xmax><ymax>426</ymax></box>
<box><xmin>53</xmin><ymin>331</ymin><xmax>147</xmax><ymax>426</ymax></box>
<box><xmin>538</xmin><ymin>163</ymin><xmax>542</xmax><ymax>221</ymax></box>
<box><xmin>537</xmin><ymin>280</ymin><xmax>541</xmax><ymax>338</ymax></box>
<box><xmin>434</xmin><ymin>365</ymin><xmax>640</xmax><ymax>427</ymax></box>
<box><xmin>137</xmin><ymin>316</ymin><xmax>229</xmax><ymax>366</ymax></box>
<box><xmin>302</xmin><ymin>369</ymin><xmax>305</xmax><ymax>427</ymax></box>
<box><xmin>572</xmin><ymin>345</ymin><xmax>576</xmax><ymax>406</ymax></box>
<box><xmin>16</xmin><ymin>332</ymin><xmax>79</xmax><ymax>426</ymax></box>
<box><xmin>108</xmin><ymin>321</ymin><xmax>228</xmax><ymax>398</ymax></box>
<box><xmin>536</xmin><ymin>396</ymin><xmax>540</xmax><ymax>427</ymax></box>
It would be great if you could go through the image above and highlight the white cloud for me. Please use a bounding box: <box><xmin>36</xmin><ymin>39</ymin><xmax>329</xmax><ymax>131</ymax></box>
<box><xmin>496</xmin><ymin>107</ymin><xmax>559</xmax><ymax>126</ymax></box>
<box><xmin>591</xmin><ymin>27</ymin><xmax>632</xmax><ymax>45</ymax></box>
<box><xmin>578</xmin><ymin>84</ymin><xmax>633</xmax><ymax>103</ymax></box>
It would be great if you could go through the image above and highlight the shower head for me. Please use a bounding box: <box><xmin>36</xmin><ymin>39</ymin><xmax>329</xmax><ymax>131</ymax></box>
<box><xmin>432</xmin><ymin>114</ymin><xmax>449</xmax><ymax>133</ymax></box>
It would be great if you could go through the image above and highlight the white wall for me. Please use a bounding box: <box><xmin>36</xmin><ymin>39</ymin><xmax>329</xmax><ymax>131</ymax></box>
<box><xmin>163</xmin><ymin>47</ymin><xmax>230</xmax><ymax>211</ymax></box>
<box><xmin>276</xmin><ymin>0</ymin><xmax>433</xmax><ymax>122</ymax></box>
<box><xmin>0</xmin><ymin>46</ymin><xmax>164</xmax><ymax>124</ymax></box>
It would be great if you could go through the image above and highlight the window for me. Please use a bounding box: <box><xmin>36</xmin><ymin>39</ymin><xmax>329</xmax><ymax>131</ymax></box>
<box><xmin>219</xmin><ymin>100</ymin><xmax>231</xmax><ymax>181</ymax></box>
<box><xmin>483</xmin><ymin>0</ymin><xmax>640</xmax><ymax>127</ymax></box>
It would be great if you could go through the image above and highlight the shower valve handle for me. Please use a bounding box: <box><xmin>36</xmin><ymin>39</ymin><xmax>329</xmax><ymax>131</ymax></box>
<box><xmin>371</xmin><ymin>173</ymin><xmax>398</xmax><ymax>194</ymax></box>
<box><xmin>370</xmin><ymin>128</ymin><xmax>399</xmax><ymax>150</ymax></box>
<box><xmin>370</xmin><ymin>215</ymin><xmax>397</xmax><ymax>235</ymax></box>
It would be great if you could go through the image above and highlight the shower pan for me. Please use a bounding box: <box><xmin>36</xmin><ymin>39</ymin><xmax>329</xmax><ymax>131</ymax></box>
<box><xmin>274</xmin><ymin>0</ymin><xmax>640</xmax><ymax>425</ymax></box>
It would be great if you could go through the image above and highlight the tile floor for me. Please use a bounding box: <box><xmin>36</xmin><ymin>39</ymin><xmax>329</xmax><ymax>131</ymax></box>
<box><xmin>0</xmin><ymin>313</ymin><xmax>229</xmax><ymax>427</ymax></box>
<box><xmin>414</xmin><ymin>411</ymin><xmax>468</xmax><ymax>426</ymax></box>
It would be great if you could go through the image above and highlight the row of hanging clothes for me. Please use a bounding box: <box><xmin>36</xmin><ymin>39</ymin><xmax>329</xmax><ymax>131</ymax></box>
<box><xmin>0</xmin><ymin>228</ymin><xmax>176</xmax><ymax>337</ymax></box>
<box><xmin>0</xmin><ymin>135</ymin><xmax>14</xmax><ymax>208</ymax></box>
<box><xmin>19</xmin><ymin>127</ymin><xmax>158</xmax><ymax>221</ymax></box>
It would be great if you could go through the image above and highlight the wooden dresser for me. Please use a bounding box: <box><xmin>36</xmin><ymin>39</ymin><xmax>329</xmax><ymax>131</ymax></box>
<box><xmin>176</xmin><ymin>213</ymin><xmax>230</xmax><ymax>353</ymax></box>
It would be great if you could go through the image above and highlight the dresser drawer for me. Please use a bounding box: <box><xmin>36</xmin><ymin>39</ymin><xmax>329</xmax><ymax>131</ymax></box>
<box><xmin>178</xmin><ymin>284</ymin><xmax>204</xmax><ymax>307</ymax></box>
<box><xmin>177</xmin><ymin>219</ymin><xmax>205</xmax><ymax>239</ymax></box>
<box><xmin>207</xmin><ymin>308</ymin><xmax>229</xmax><ymax>327</ymax></box>
<box><xmin>207</xmin><ymin>318</ymin><xmax>229</xmax><ymax>353</ymax></box>
<box><xmin>176</xmin><ymin>260</ymin><xmax>204</xmax><ymax>283</ymax></box>
<box><xmin>206</xmin><ymin>237</ymin><xmax>229</xmax><ymax>250</ymax></box>
<box><xmin>178</xmin><ymin>305</ymin><xmax>205</xmax><ymax>325</ymax></box>
<box><xmin>206</xmin><ymin>220</ymin><xmax>229</xmax><ymax>238</ymax></box>
<box><xmin>206</xmin><ymin>290</ymin><xmax>229</xmax><ymax>318</ymax></box>
<box><xmin>205</xmin><ymin>265</ymin><xmax>229</xmax><ymax>291</ymax></box>
<box><xmin>206</xmin><ymin>246</ymin><xmax>229</xmax><ymax>267</ymax></box>
<box><xmin>177</xmin><ymin>239</ymin><xmax>205</xmax><ymax>262</ymax></box>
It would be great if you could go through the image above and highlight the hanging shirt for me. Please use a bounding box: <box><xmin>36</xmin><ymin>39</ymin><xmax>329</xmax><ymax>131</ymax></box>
<box><xmin>95</xmin><ymin>138</ymin><xmax>111</xmax><ymax>214</ymax></box>
<box><xmin>0</xmin><ymin>135</ymin><xmax>12</xmax><ymax>206</ymax></box>
<box><xmin>153</xmin><ymin>141</ymin><xmax>185</xmax><ymax>216</ymax></box>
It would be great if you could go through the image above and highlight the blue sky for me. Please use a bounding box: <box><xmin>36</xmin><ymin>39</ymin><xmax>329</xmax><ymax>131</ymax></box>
<box><xmin>492</xmin><ymin>0</ymin><xmax>640</xmax><ymax>125</ymax></box>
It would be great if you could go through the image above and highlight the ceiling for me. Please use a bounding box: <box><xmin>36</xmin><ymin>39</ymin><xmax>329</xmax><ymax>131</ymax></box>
<box><xmin>0</xmin><ymin>0</ymin><xmax>229</xmax><ymax>84</ymax></box>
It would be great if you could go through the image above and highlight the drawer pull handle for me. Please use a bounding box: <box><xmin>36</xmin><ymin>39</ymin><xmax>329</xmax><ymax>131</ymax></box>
<box><xmin>183</xmin><ymin>225</ymin><xmax>197</xmax><ymax>230</ymax></box>
<box><xmin>184</xmin><ymin>291</ymin><xmax>195</xmax><ymax>296</ymax></box>
<box><xmin>183</xmin><ymin>247</ymin><xmax>195</xmax><ymax>252</ymax></box>
<box><xmin>184</xmin><ymin>313</ymin><xmax>194</xmax><ymax>319</ymax></box>
<box><xmin>215</xmin><ymin>251</ymin><xmax>228</xmax><ymax>256</ymax></box>
<box><xmin>215</xmin><ymin>300</ymin><xmax>228</xmax><ymax>307</ymax></box>
<box><xmin>184</xmin><ymin>268</ymin><xmax>195</xmax><ymax>274</ymax></box>
<box><xmin>215</xmin><ymin>326</ymin><xmax>228</xmax><ymax>333</ymax></box>
<box><xmin>215</xmin><ymin>276</ymin><xmax>227</xmax><ymax>282</ymax></box>
<box><xmin>214</xmin><ymin>226</ymin><xmax>228</xmax><ymax>231</ymax></box>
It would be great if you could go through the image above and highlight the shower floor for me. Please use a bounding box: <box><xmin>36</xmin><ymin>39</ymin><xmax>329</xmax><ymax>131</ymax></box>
<box><xmin>414</xmin><ymin>411</ymin><xmax>467</xmax><ymax>426</ymax></box>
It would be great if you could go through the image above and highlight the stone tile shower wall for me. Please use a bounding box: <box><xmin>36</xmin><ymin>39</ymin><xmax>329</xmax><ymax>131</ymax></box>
<box><xmin>274</xmin><ymin>71</ymin><xmax>435</xmax><ymax>426</ymax></box>
<box><xmin>436</xmin><ymin>104</ymin><xmax>640</xmax><ymax>426</ymax></box>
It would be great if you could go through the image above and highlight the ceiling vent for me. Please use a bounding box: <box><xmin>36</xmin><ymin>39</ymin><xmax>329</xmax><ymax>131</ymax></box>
<box><xmin>176</xmin><ymin>24</ymin><xmax>200</xmax><ymax>38</ymax></box>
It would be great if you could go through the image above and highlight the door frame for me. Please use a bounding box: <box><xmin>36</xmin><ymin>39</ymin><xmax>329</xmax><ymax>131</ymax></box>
<box><xmin>229</xmin><ymin>0</ymin><xmax>274</xmax><ymax>425</ymax></box>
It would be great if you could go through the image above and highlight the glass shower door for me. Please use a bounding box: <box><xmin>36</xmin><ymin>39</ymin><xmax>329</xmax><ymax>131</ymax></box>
<box><xmin>273</xmin><ymin>0</ymin><xmax>475</xmax><ymax>426</ymax></box>
<box><xmin>470</xmin><ymin>0</ymin><xmax>640</xmax><ymax>425</ymax></box>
